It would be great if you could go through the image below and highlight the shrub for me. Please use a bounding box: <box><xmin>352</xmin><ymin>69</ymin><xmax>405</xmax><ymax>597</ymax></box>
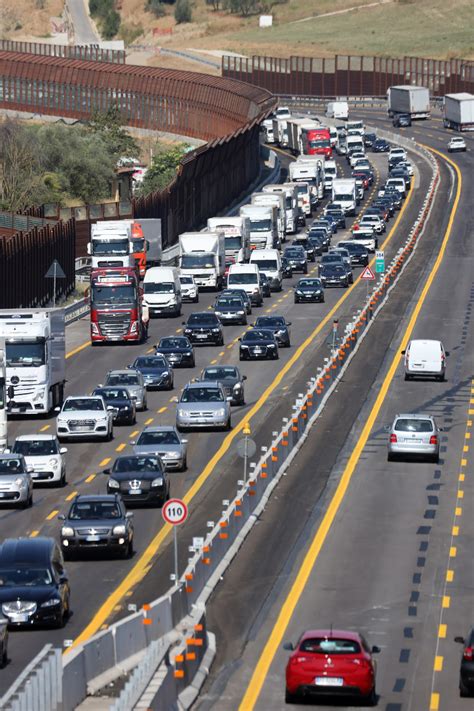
<box><xmin>174</xmin><ymin>0</ymin><xmax>192</xmax><ymax>23</ymax></box>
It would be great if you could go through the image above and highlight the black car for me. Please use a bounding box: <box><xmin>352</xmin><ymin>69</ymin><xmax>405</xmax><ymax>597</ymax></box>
<box><xmin>259</xmin><ymin>273</ymin><xmax>272</xmax><ymax>298</ymax></box>
<box><xmin>294</xmin><ymin>278</ymin><xmax>325</xmax><ymax>303</ymax></box>
<box><xmin>320</xmin><ymin>263</ymin><xmax>349</xmax><ymax>288</ymax></box>
<box><xmin>214</xmin><ymin>295</ymin><xmax>247</xmax><ymax>325</ymax></box>
<box><xmin>0</xmin><ymin>537</ymin><xmax>70</xmax><ymax>628</ymax></box>
<box><xmin>336</xmin><ymin>241</ymin><xmax>369</xmax><ymax>266</ymax></box>
<box><xmin>364</xmin><ymin>132</ymin><xmax>377</xmax><ymax>148</ymax></box>
<box><xmin>374</xmin><ymin>196</ymin><xmax>395</xmax><ymax>217</ymax></box>
<box><xmin>292</xmin><ymin>238</ymin><xmax>316</xmax><ymax>262</ymax></box>
<box><xmin>200</xmin><ymin>365</ymin><xmax>247</xmax><ymax>405</ymax></box>
<box><xmin>283</xmin><ymin>246</ymin><xmax>308</xmax><ymax>274</ymax></box>
<box><xmin>183</xmin><ymin>312</ymin><xmax>224</xmax><ymax>346</ymax></box>
<box><xmin>382</xmin><ymin>186</ymin><xmax>403</xmax><ymax>208</ymax></box>
<box><xmin>393</xmin><ymin>112</ymin><xmax>411</xmax><ymax>127</ymax></box>
<box><xmin>221</xmin><ymin>289</ymin><xmax>252</xmax><ymax>314</ymax></box>
<box><xmin>388</xmin><ymin>154</ymin><xmax>406</xmax><ymax>170</ymax></box>
<box><xmin>389</xmin><ymin>167</ymin><xmax>411</xmax><ymax>189</ymax></box>
<box><xmin>129</xmin><ymin>355</ymin><xmax>174</xmax><ymax>391</ymax></box>
<box><xmin>306</xmin><ymin>234</ymin><xmax>324</xmax><ymax>256</ymax></box>
<box><xmin>319</xmin><ymin>253</ymin><xmax>345</xmax><ymax>273</ymax></box>
<box><xmin>58</xmin><ymin>494</ymin><xmax>134</xmax><ymax>559</ymax></box>
<box><xmin>155</xmin><ymin>336</ymin><xmax>195</xmax><ymax>368</ymax></box>
<box><xmin>308</xmin><ymin>228</ymin><xmax>330</xmax><ymax>251</ymax></box>
<box><xmin>324</xmin><ymin>207</ymin><xmax>346</xmax><ymax>229</ymax></box>
<box><xmin>317</xmin><ymin>215</ymin><xmax>338</xmax><ymax>234</ymax></box>
<box><xmin>239</xmin><ymin>329</ymin><xmax>279</xmax><ymax>360</ymax></box>
<box><xmin>105</xmin><ymin>455</ymin><xmax>170</xmax><ymax>507</ymax></box>
<box><xmin>254</xmin><ymin>315</ymin><xmax>291</xmax><ymax>347</ymax></box>
<box><xmin>455</xmin><ymin>628</ymin><xmax>474</xmax><ymax>696</ymax></box>
<box><xmin>92</xmin><ymin>387</ymin><xmax>136</xmax><ymax>425</ymax></box>
<box><xmin>372</xmin><ymin>139</ymin><xmax>390</xmax><ymax>153</ymax></box>
<box><xmin>281</xmin><ymin>257</ymin><xmax>293</xmax><ymax>279</ymax></box>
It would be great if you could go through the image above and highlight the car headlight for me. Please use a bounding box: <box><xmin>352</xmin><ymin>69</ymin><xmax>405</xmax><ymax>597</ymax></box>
<box><xmin>185</xmin><ymin>351</ymin><xmax>192</xmax><ymax>357</ymax></box>
<box><xmin>48</xmin><ymin>459</ymin><xmax>59</xmax><ymax>468</ymax></box>
<box><xmin>268</xmin><ymin>344</ymin><xmax>276</xmax><ymax>349</ymax></box>
<box><xmin>61</xmin><ymin>526</ymin><xmax>74</xmax><ymax>537</ymax></box>
<box><xmin>41</xmin><ymin>598</ymin><xmax>61</xmax><ymax>607</ymax></box>
<box><xmin>96</xmin><ymin>417</ymin><xmax>108</xmax><ymax>423</ymax></box>
<box><xmin>339</xmin><ymin>275</ymin><xmax>346</xmax><ymax>280</ymax></box>
<box><xmin>237</xmin><ymin>310</ymin><xmax>245</xmax><ymax>316</ymax></box>
<box><xmin>108</xmin><ymin>478</ymin><xmax>120</xmax><ymax>489</ymax></box>
<box><xmin>113</xmin><ymin>525</ymin><xmax>127</xmax><ymax>535</ymax></box>
<box><xmin>162</xmin><ymin>371</ymin><xmax>170</xmax><ymax>377</ymax></box>
<box><xmin>178</xmin><ymin>408</ymin><xmax>187</xmax><ymax>417</ymax></box>
<box><xmin>252</xmin><ymin>287</ymin><xmax>259</xmax><ymax>294</ymax></box>
<box><xmin>296</xmin><ymin>289</ymin><xmax>303</xmax><ymax>295</ymax></box>
<box><xmin>315</xmin><ymin>289</ymin><xmax>322</xmax><ymax>294</ymax></box>
<box><xmin>15</xmin><ymin>477</ymin><xmax>27</xmax><ymax>487</ymax></box>
<box><xmin>212</xmin><ymin>328</ymin><xmax>221</xmax><ymax>333</ymax></box>
<box><xmin>215</xmin><ymin>311</ymin><xmax>222</xmax><ymax>316</ymax></box>
<box><xmin>216</xmin><ymin>408</ymin><xmax>226</xmax><ymax>417</ymax></box>
<box><xmin>151</xmin><ymin>477</ymin><xmax>164</xmax><ymax>487</ymax></box>
<box><xmin>166</xmin><ymin>451</ymin><xmax>181</xmax><ymax>459</ymax></box>
<box><xmin>233</xmin><ymin>383</ymin><xmax>242</xmax><ymax>391</ymax></box>
<box><xmin>240</xmin><ymin>344</ymin><xmax>249</xmax><ymax>349</ymax></box>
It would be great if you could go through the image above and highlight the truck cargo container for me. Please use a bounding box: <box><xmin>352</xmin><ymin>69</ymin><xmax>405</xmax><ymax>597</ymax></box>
<box><xmin>179</xmin><ymin>232</ymin><xmax>226</xmax><ymax>290</ymax></box>
<box><xmin>388</xmin><ymin>85</ymin><xmax>430</xmax><ymax>119</ymax></box>
<box><xmin>239</xmin><ymin>205</ymin><xmax>278</xmax><ymax>250</ymax></box>
<box><xmin>443</xmin><ymin>93</ymin><xmax>474</xmax><ymax>131</ymax></box>
<box><xmin>207</xmin><ymin>216</ymin><xmax>251</xmax><ymax>265</ymax></box>
<box><xmin>251</xmin><ymin>192</ymin><xmax>286</xmax><ymax>245</ymax></box>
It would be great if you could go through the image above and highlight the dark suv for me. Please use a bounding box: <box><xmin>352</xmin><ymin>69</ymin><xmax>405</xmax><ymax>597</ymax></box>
<box><xmin>183</xmin><ymin>312</ymin><xmax>224</xmax><ymax>346</ymax></box>
<box><xmin>393</xmin><ymin>113</ymin><xmax>411</xmax><ymax>127</ymax></box>
<box><xmin>58</xmin><ymin>494</ymin><xmax>134</xmax><ymax>559</ymax></box>
<box><xmin>104</xmin><ymin>455</ymin><xmax>170</xmax><ymax>507</ymax></box>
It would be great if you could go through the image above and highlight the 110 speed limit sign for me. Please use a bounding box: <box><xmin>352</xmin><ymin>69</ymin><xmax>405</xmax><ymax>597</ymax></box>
<box><xmin>162</xmin><ymin>498</ymin><xmax>188</xmax><ymax>526</ymax></box>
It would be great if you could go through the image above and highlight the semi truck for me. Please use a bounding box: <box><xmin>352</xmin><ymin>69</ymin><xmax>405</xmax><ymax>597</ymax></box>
<box><xmin>262</xmin><ymin>184</ymin><xmax>299</xmax><ymax>235</ymax></box>
<box><xmin>443</xmin><ymin>93</ymin><xmax>474</xmax><ymax>131</ymax></box>
<box><xmin>388</xmin><ymin>85</ymin><xmax>431</xmax><ymax>120</ymax></box>
<box><xmin>239</xmin><ymin>205</ymin><xmax>278</xmax><ymax>250</ymax></box>
<box><xmin>0</xmin><ymin>309</ymin><xmax>66</xmax><ymax>415</ymax></box>
<box><xmin>88</xmin><ymin>222</ymin><xmax>134</xmax><ymax>270</ymax></box>
<box><xmin>332</xmin><ymin>178</ymin><xmax>357</xmax><ymax>216</ymax></box>
<box><xmin>287</xmin><ymin>119</ymin><xmax>332</xmax><ymax>158</ymax></box>
<box><xmin>207</xmin><ymin>216</ymin><xmax>251</xmax><ymax>265</ymax></box>
<box><xmin>251</xmin><ymin>191</ymin><xmax>287</xmax><ymax>245</ymax></box>
<box><xmin>90</xmin><ymin>267</ymin><xmax>144</xmax><ymax>345</ymax></box>
<box><xmin>290</xmin><ymin>158</ymin><xmax>325</xmax><ymax>201</ymax></box>
<box><xmin>179</xmin><ymin>232</ymin><xmax>226</xmax><ymax>290</ymax></box>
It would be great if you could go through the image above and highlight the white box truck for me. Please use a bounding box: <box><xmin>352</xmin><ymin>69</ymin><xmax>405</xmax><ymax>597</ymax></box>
<box><xmin>272</xmin><ymin>116</ymin><xmax>290</xmax><ymax>147</ymax></box>
<box><xmin>291</xmin><ymin>158</ymin><xmax>325</xmax><ymax>200</ymax></box>
<box><xmin>388</xmin><ymin>85</ymin><xmax>430</xmax><ymax>119</ymax></box>
<box><xmin>239</xmin><ymin>204</ymin><xmax>278</xmax><ymax>250</ymax></box>
<box><xmin>332</xmin><ymin>178</ymin><xmax>357</xmax><ymax>216</ymax></box>
<box><xmin>207</xmin><ymin>216</ymin><xmax>251</xmax><ymax>265</ymax></box>
<box><xmin>251</xmin><ymin>192</ymin><xmax>286</xmax><ymax>245</ymax></box>
<box><xmin>0</xmin><ymin>309</ymin><xmax>66</xmax><ymax>415</ymax></box>
<box><xmin>179</xmin><ymin>232</ymin><xmax>226</xmax><ymax>290</ymax></box>
<box><xmin>88</xmin><ymin>222</ymin><xmax>134</xmax><ymax>270</ymax></box>
<box><xmin>326</xmin><ymin>101</ymin><xmax>349</xmax><ymax>120</ymax></box>
<box><xmin>323</xmin><ymin>159</ymin><xmax>337</xmax><ymax>193</ymax></box>
<box><xmin>443</xmin><ymin>93</ymin><xmax>474</xmax><ymax>131</ymax></box>
<box><xmin>262</xmin><ymin>184</ymin><xmax>299</xmax><ymax>234</ymax></box>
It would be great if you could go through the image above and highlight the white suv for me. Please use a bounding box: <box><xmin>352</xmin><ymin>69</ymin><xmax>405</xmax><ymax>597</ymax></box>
<box><xmin>56</xmin><ymin>396</ymin><xmax>114</xmax><ymax>442</ymax></box>
<box><xmin>12</xmin><ymin>434</ymin><xmax>67</xmax><ymax>486</ymax></box>
<box><xmin>448</xmin><ymin>137</ymin><xmax>466</xmax><ymax>153</ymax></box>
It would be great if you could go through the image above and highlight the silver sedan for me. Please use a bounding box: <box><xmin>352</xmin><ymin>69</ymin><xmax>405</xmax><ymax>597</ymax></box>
<box><xmin>176</xmin><ymin>382</ymin><xmax>232</xmax><ymax>432</ymax></box>
<box><xmin>387</xmin><ymin>413</ymin><xmax>440</xmax><ymax>463</ymax></box>
<box><xmin>132</xmin><ymin>425</ymin><xmax>188</xmax><ymax>471</ymax></box>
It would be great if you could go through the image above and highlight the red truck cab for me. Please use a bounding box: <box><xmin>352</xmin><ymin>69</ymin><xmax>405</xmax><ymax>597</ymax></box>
<box><xmin>302</xmin><ymin>127</ymin><xmax>332</xmax><ymax>158</ymax></box>
<box><xmin>131</xmin><ymin>222</ymin><xmax>147</xmax><ymax>278</ymax></box>
<box><xmin>90</xmin><ymin>267</ymin><xmax>144</xmax><ymax>345</ymax></box>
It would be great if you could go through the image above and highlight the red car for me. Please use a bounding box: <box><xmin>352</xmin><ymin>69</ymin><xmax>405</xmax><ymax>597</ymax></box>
<box><xmin>284</xmin><ymin>629</ymin><xmax>379</xmax><ymax>705</ymax></box>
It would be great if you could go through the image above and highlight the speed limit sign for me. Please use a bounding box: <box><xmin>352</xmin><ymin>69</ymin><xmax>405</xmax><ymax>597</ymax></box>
<box><xmin>162</xmin><ymin>498</ymin><xmax>188</xmax><ymax>526</ymax></box>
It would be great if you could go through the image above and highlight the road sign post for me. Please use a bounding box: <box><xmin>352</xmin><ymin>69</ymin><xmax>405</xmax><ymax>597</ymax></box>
<box><xmin>359</xmin><ymin>265</ymin><xmax>376</xmax><ymax>298</ymax></box>
<box><xmin>45</xmin><ymin>259</ymin><xmax>66</xmax><ymax>308</ymax></box>
<box><xmin>375</xmin><ymin>250</ymin><xmax>385</xmax><ymax>274</ymax></box>
<box><xmin>162</xmin><ymin>498</ymin><xmax>188</xmax><ymax>584</ymax></box>
<box><xmin>236</xmin><ymin>423</ymin><xmax>256</xmax><ymax>483</ymax></box>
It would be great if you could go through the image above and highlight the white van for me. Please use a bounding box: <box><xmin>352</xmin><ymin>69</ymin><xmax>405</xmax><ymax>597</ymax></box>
<box><xmin>385</xmin><ymin>177</ymin><xmax>406</xmax><ymax>197</ymax></box>
<box><xmin>250</xmin><ymin>249</ymin><xmax>282</xmax><ymax>292</ymax></box>
<box><xmin>402</xmin><ymin>339</ymin><xmax>448</xmax><ymax>381</ymax></box>
<box><xmin>227</xmin><ymin>263</ymin><xmax>262</xmax><ymax>306</ymax></box>
<box><xmin>143</xmin><ymin>266</ymin><xmax>181</xmax><ymax>317</ymax></box>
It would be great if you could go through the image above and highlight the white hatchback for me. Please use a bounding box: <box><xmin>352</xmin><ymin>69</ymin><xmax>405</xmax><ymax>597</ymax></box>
<box><xmin>448</xmin><ymin>137</ymin><xmax>466</xmax><ymax>153</ymax></box>
<box><xmin>12</xmin><ymin>434</ymin><xmax>67</xmax><ymax>486</ymax></box>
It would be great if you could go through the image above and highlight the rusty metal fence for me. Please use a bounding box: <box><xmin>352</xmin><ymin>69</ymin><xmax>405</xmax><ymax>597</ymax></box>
<box><xmin>222</xmin><ymin>54</ymin><xmax>474</xmax><ymax>97</ymax></box>
<box><xmin>0</xmin><ymin>40</ymin><xmax>125</xmax><ymax>64</ymax></box>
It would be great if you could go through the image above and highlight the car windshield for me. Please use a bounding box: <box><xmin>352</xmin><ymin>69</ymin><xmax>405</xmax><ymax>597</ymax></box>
<box><xmin>0</xmin><ymin>568</ymin><xmax>53</xmax><ymax>587</ymax></box>
<box><xmin>394</xmin><ymin>419</ymin><xmax>434</xmax><ymax>432</ymax></box>
<box><xmin>252</xmin><ymin>259</ymin><xmax>278</xmax><ymax>270</ymax></box>
<box><xmin>0</xmin><ymin>458</ymin><xmax>25</xmax><ymax>473</ymax></box>
<box><xmin>322</xmin><ymin>255</ymin><xmax>343</xmax><ymax>264</ymax></box>
<box><xmin>159</xmin><ymin>338</ymin><xmax>189</xmax><ymax>349</ymax></box>
<box><xmin>229</xmin><ymin>273</ymin><xmax>257</xmax><ymax>285</ymax></box>
<box><xmin>181</xmin><ymin>254</ymin><xmax>215</xmax><ymax>268</ymax></box>
<box><xmin>309</xmin><ymin>139</ymin><xmax>330</xmax><ymax>148</ymax></box>
<box><xmin>216</xmin><ymin>298</ymin><xmax>243</xmax><ymax>309</ymax></box>
<box><xmin>202</xmin><ymin>367</ymin><xmax>238</xmax><ymax>380</ymax></box>
<box><xmin>300</xmin><ymin>638</ymin><xmax>361</xmax><ymax>654</ymax></box>
<box><xmin>13</xmin><ymin>440</ymin><xmax>58</xmax><ymax>456</ymax></box>
<box><xmin>244</xmin><ymin>330</ymin><xmax>273</xmax><ymax>342</ymax></box>
<box><xmin>298</xmin><ymin>279</ymin><xmax>321</xmax><ymax>288</ymax></box>
<box><xmin>63</xmin><ymin>398</ymin><xmax>104</xmax><ymax>412</ymax></box>
<box><xmin>106</xmin><ymin>374</ymin><xmax>140</xmax><ymax>386</ymax></box>
<box><xmin>133</xmin><ymin>357</ymin><xmax>167</xmax><ymax>369</ymax></box>
<box><xmin>188</xmin><ymin>314</ymin><xmax>218</xmax><ymax>325</ymax></box>
<box><xmin>93</xmin><ymin>388</ymin><xmax>129</xmax><ymax>400</ymax></box>
<box><xmin>5</xmin><ymin>341</ymin><xmax>45</xmax><ymax>367</ymax></box>
<box><xmin>181</xmin><ymin>387</ymin><xmax>224</xmax><ymax>403</ymax></box>
<box><xmin>284</xmin><ymin>250</ymin><xmax>304</xmax><ymax>258</ymax></box>
<box><xmin>69</xmin><ymin>501</ymin><xmax>121</xmax><ymax>520</ymax></box>
<box><xmin>113</xmin><ymin>457</ymin><xmax>162</xmax><ymax>473</ymax></box>
<box><xmin>143</xmin><ymin>282</ymin><xmax>174</xmax><ymax>294</ymax></box>
<box><xmin>137</xmin><ymin>430</ymin><xmax>180</xmax><ymax>446</ymax></box>
<box><xmin>255</xmin><ymin>317</ymin><xmax>285</xmax><ymax>327</ymax></box>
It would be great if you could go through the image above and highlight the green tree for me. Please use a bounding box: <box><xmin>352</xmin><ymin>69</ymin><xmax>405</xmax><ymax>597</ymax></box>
<box><xmin>0</xmin><ymin>119</ymin><xmax>41</xmax><ymax>211</ymax></box>
<box><xmin>174</xmin><ymin>0</ymin><xmax>192</xmax><ymax>23</ymax></box>
<box><xmin>102</xmin><ymin>9</ymin><xmax>121</xmax><ymax>38</ymax></box>
<box><xmin>87</xmin><ymin>106</ymin><xmax>139</xmax><ymax>161</ymax></box>
<box><xmin>146</xmin><ymin>0</ymin><xmax>166</xmax><ymax>16</ymax></box>
<box><xmin>136</xmin><ymin>144</ymin><xmax>188</xmax><ymax>196</ymax></box>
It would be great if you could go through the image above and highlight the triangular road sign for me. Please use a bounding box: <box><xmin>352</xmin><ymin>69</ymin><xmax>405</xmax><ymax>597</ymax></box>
<box><xmin>45</xmin><ymin>259</ymin><xmax>66</xmax><ymax>279</ymax></box>
<box><xmin>359</xmin><ymin>266</ymin><xmax>376</xmax><ymax>281</ymax></box>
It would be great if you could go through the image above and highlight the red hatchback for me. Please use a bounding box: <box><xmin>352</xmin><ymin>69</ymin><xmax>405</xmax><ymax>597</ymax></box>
<box><xmin>284</xmin><ymin>629</ymin><xmax>379</xmax><ymax>705</ymax></box>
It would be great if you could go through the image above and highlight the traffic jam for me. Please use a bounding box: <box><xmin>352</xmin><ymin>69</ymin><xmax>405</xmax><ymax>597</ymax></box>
<box><xmin>0</xmin><ymin>107</ymin><xmax>414</xmax><ymax>650</ymax></box>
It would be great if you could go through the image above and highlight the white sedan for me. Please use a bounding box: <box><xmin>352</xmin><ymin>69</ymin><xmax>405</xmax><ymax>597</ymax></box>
<box><xmin>448</xmin><ymin>137</ymin><xmax>466</xmax><ymax>153</ymax></box>
<box><xmin>11</xmin><ymin>434</ymin><xmax>67</xmax><ymax>486</ymax></box>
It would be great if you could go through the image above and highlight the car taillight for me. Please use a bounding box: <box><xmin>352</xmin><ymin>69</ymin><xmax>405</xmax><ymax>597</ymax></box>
<box><xmin>463</xmin><ymin>647</ymin><xmax>473</xmax><ymax>661</ymax></box>
<box><xmin>430</xmin><ymin>435</ymin><xmax>438</xmax><ymax>445</ymax></box>
<box><xmin>390</xmin><ymin>434</ymin><xmax>397</xmax><ymax>443</ymax></box>
<box><xmin>293</xmin><ymin>656</ymin><xmax>308</xmax><ymax>664</ymax></box>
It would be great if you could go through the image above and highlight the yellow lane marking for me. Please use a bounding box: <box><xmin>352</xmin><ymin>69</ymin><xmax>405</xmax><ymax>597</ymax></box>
<box><xmin>66</xmin><ymin>340</ymin><xmax>91</xmax><ymax>359</ymax></box>
<box><xmin>450</xmin><ymin>546</ymin><xmax>457</xmax><ymax>558</ymax></box>
<box><xmin>452</xmin><ymin>526</ymin><xmax>459</xmax><ymax>536</ymax></box>
<box><xmin>158</xmin><ymin>406</ymin><xmax>167</xmax><ymax>414</ymax></box>
<box><xmin>430</xmin><ymin>692</ymin><xmax>440</xmax><ymax>710</ymax></box>
<box><xmin>211</xmin><ymin>359</ymin><xmax>217</xmax><ymax>365</ymax></box>
<box><xmin>85</xmin><ymin>474</ymin><xmax>96</xmax><ymax>483</ymax></box>
<box><xmin>455</xmin><ymin>506</ymin><xmax>463</xmax><ymax>515</ymax></box>
<box><xmin>442</xmin><ymin>596</ymin><xmax>450</xmax><ymax>608</ymax></box>
<box><xmin>66</xmin><ymin>490</ymin><xmax>78</xmax><ymax>501</ymax></box>
<box><xmin>459</xmin><ymin>473</ymin><xmax>465</xmax><ymax>482</ymax></box>
<box><xmin>130</xmin><ymin>430</ymin><xmax>139</xmax><ymax>438</ymax></box>
<box><xmin>30</xmin><ymin>530</ymin><xmax>40</xmax><ymax>537</ymax></box>
<box><xmin>39</xmin><ymin>425</ymin><xmax>50</xmax><ymax>432</ymax></box>
<box><xmin>99</xmin><ymin>457</ymin><xmax>111</xmax><ymax>467</ymax></box>
<box><xmin>439</xmin><ymin>624</ymin><xmax>447</xmax><ymax>639</ymax></box>
<box><xmin>146</xmin><ymin>347</ymin><xmax>154</xmax><ymax>354</ymax></box>
<box><xmin>144</xmin><ymin>418</ymin><xmax>154</xmax><ymax>425</ymax></box>
<box><xmin>227</xmin><ymin>344</ymin><xmax>233</xmax><ymax>350</ymax></box>
<box><xmin>219</xmin><ymin>351</ymin><xmax>225</xmax><ymax>356</ymax></box>
<box><xmin>116</xmin><ymin>443</ymin><xmax>127</xmax><ymax>452</ymax></box>
<box><xmin>458</xmin><ymin>490</ymin><xmax>464</xmax><ymax>499</ymax></box>
<box><xmin>434</xmin><ymin>656</ymin><xmax>443</xmax><ymax>672</ymax></box>
<box><xmin>46</xmin><ymin>509</ymin><xmax>59</xmax><ymax>521</ymax></box>
<box><xmin>68</xmin><ymin>185</ymin><xmax>415</xmax><ymax>651</ymax></box>
<box><xmin>176</xmin><ymin>328</ymin><xmax>182</xmax><ymax>333</ymax></box>
<box><xmin>446</xmin><ymin>570</ymin><xmax>454</xmax><ymax>582</ymax></box>
<box><xmin>238</xmin><ymin>146</ymin><xmax>462</xmax><ymax>709</ymax></box>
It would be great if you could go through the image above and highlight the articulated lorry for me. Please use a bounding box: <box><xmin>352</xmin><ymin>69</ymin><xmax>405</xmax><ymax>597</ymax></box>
<box><xmin>90</xmin><ymin>267</ymin><xmax>144</xmax><ymax>345</ymax></box>
<box><xmin>89</xmin><ymin>219</ymin><xmax>162</xmax><ymax>276</ymax></box>
<box><xmin>251</xmin><ymin>192</ymin><xmax>286</xmax><ymax>246</ymax></box>
<box><xmin>207</xmin><ymin>217</ymin><xmax>251</xmax><ymax>265</ymax></box>
<box><xmin>239</xmin><ymin>205</ymin><xmax>278</xmax><ymax>250</ymax></box>
<box><xmin>443</xmin><ymin>93</ymin><xmax>474</xmax><ymax>131</ymax></box>
<box><xmin>0</xmin><ymin>310</ymin><xmax>66</xmax><ymax>415</ymax></box>
<box><xmin>388</xmin><ymin>85</ymin><xmax>430</xmax><ymax>120</ymax></box>
<box><xmin>262</xmin><ymin>184</ymin><xmax>299</xmax><ymax>235</ymax></box>
<box><xmin>179</xmin><ymin>232</ymin><xmax>226</xmax><ymax>290</ymax></box>
<box><xmin>287</xmin><ymin>119</ymin><xmax>332</xmax><ymax>158</ymax></box>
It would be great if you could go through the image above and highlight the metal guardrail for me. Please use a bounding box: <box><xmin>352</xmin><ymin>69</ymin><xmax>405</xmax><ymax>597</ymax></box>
<box><xmin>1</xmin><ymin>135</ymin><xmax>439</xmax><ymax>711</ymax></box>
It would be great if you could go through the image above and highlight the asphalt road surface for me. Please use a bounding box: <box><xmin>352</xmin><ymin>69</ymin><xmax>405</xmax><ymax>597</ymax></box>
<box><xmin>67</xmin><ymin>0</ymin><xmax>99</xmax><ymax>44</ymax></box>
<box><xmin>195</xmin><ymin>118</ymin><xmax>474</xmax><ymax>711</ymax></box>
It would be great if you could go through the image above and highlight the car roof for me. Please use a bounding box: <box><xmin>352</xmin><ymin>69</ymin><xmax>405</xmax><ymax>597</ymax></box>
<box><xmin>185</xmin><ymin>380</ymin><xmax>222</xmax><ymax>389</ymax></box>
<box><xmin>72</xmin><ymin>494</ymin><xmax>120</xmax><ymax>504</ymax></box>
<box><xmin>300</xmin><ymin>629</ymin><xmax>362</xmax><ymax>641</ymax></box>
<box><xmin>395</xmin><ymin>413</ymin><xmax>435</xmax><ymax>420</ymax></box>
<box><xmin>0</xmin><ymin>537</ymin><xmax>55</xmax><ymax>565</ymax></box>
<box><xmin>140</xmin><ymin>425</ymin><xmax>177</xmax><ymax>433</ymax></box>
<box><xmin>15</xmin><ymin>434</ymin><xmax>57</xmax><ymax>441</ymax></box>
<box><xmin>107</xmin><ymin>369</ymin><xmax>138</xmax><ymax>375</ymax></box>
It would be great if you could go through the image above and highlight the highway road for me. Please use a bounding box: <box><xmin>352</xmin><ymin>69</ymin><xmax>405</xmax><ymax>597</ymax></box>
<box><xmin>66</xmin><ymin>0</ymin><xmax>100</xmax><ymax>44</ymax></box>
<box><xmin>0</xmin><ymin>135</ymin><xmax>433</xmax><ymax>694</ymax></box>
<box><xmin>195</xmin><ymin>120</ymin><xmax>474</xmax><ymax>710</ymax></box>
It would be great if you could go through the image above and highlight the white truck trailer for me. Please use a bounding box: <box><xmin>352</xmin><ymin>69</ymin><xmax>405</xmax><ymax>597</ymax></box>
<box><xmin>332</xmin><ymin>178</ymin><xmax>357</xmax><ymax>216</ymax></box>
<box><xmin>239</xmin><ymin>204</ymin><xmax>278</xmax><ymax>250</ymax></box>
<box><xmin>207</xmin><ymin>216</ymin><xmax>251</xmax><ymax>265</ymax></box>
<box><xmin>251</xmin><ymin>192</ymin><xmax>286</xmax><ymax>245</ymax></box>
<box><xmin>0</xmin><ymin>309</ymin><xmax>66</xmax><ymax>415</ymax></box>
<box><xmin>179</xmin><ymin>232</ymin><xmax>226</xmax><ymax>290</ymax></box>
<box><xmin>388</xmin><ymin>85</ymin><xmax>431</xmax><ymax>119</ymax></box>
<box><xmin>443</xmin><ymin>93</ymin><xmax>474</xmax><ymax>131</ymax></box>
